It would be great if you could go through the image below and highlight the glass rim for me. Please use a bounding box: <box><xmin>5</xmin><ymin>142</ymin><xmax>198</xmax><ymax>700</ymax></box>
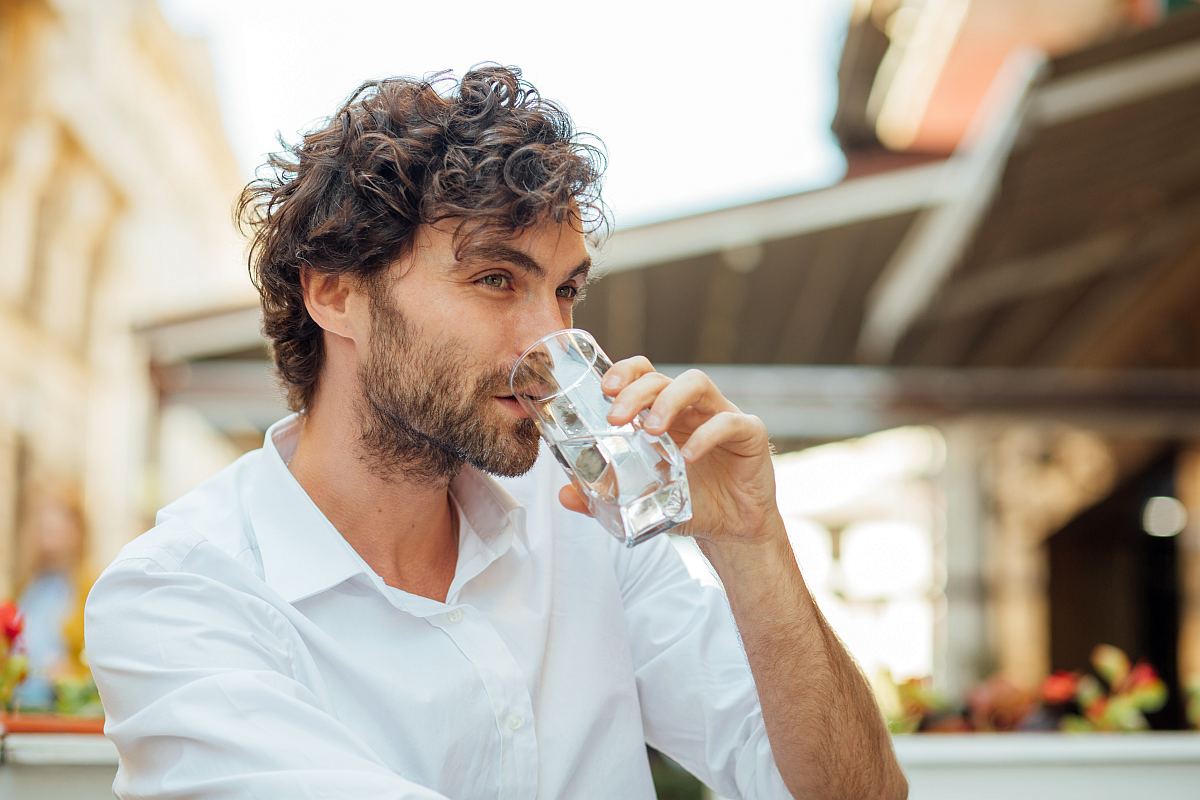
<box><xmin>509</xmin><ymin>328</ymin><xmax>603</xmax><ymax>403</ymax></box>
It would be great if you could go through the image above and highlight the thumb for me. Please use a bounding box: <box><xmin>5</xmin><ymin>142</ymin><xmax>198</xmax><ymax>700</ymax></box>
<box><xmin>558</xmin><ymin>483</ymin><xmax>591</xmax><ymax>516</ymax></box>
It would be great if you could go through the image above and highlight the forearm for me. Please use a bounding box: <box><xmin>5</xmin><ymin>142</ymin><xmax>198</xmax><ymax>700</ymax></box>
<box><xmin>699</xmin><ymin>519</ymin><xmax>907</xmax><ymax>800</ymax></box>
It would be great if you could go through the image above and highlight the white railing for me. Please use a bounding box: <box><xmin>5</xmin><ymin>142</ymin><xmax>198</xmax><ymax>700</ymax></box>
<box><xmin>5</xmin><ymin>731</ymin><xmax>1200</xmax><ymax>800</ymax></box>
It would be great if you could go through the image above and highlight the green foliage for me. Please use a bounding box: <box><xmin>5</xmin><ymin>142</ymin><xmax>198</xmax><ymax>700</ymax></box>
<box><xmin>52</xmin><ymin>674</ymin><xmax>103</xmax><ymax>718</ymax></box>
<box><xmin>648</xmin><ymin>748</ymin><xmax>705</xmax><ymax>800</ymax></box>
<box><xmin>878</xmin><ymin>644</ymin><xmax>1175</xmax><ymax>735</ymax></box>
<box><xmin>1091</xmin><ymin>645</ymin><xmax>1130</xmax><ymax>688</ymax></box>
<box><xmin>1</xmin><ymin>600</ymin><xmax>30</xmax><ymax>712</ymax></box>
<box><xmin>1</xmin><ymin>651</ymin><xmax>29</xmax><ymax>712</ymax></box>
<box><xmin>1186</xmin><ymin>677</ymin><xmax>1200</xmax><ymax>729</ymax></box>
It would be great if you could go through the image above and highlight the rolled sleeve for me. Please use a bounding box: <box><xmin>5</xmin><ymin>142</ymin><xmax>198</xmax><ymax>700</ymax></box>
<box><xmin>612</xmin><ymin>534</ymin><xmax>792</xmax><ymax>799</ymax></box>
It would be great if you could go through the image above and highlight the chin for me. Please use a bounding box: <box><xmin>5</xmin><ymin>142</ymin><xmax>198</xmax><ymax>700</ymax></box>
<box><xmin>483</xmin><ymin>460</ymin><xmax>537</xmax><ymax>479</ymax></box>
<box><xmin>474</xmin><ymin>431</ymin><xmax>541</xmax><ymax>478</ymax></box>
<box><xmin>472</xmin><ymin>452</ymin><xmax>537</xmax><ymax>478</ymax></box>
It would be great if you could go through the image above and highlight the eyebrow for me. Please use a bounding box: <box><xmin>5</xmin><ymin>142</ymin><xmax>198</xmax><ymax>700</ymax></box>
<box><xmin>459</xmin><ymin>244</ymin><xmax>592</xmax><ymax>282</ymax></box>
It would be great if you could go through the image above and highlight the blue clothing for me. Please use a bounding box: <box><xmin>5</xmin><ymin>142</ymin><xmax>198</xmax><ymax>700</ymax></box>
<box><xmin>14</xmin><ymin>570</ymin><xmax>74</xmax><ymax>710</ymax></box>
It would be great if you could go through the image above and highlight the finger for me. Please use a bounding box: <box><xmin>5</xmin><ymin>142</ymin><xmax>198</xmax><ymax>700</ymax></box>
<box><xmin>679</xmin><ymin>411</ymin><xmax>768</xmax><ymax>462</ymax></box>
<box><xmin>600</xmin><ymin>355</ymin><xmax>656</xmax><ymax>396</ymax></box>
<box><xmin>607</xmin><ymin>371</ymin><xmax>672</xmax><ymax>426</ymax></box>
<box><xmin>558</xmin><ymin>483</ymin><xmax>591</xmax><ymax>515</ymax></box>
<box><xmin>643</xmin><ymin>368</ymin><xmax>738</xmax><ymax>435</ymax></box>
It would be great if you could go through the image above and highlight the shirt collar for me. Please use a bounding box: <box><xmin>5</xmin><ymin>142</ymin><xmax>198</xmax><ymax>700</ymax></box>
<box><xmin>248</xmin><ymin>413</ymin><xmax>528</xmax><ymax>606</ymax></box>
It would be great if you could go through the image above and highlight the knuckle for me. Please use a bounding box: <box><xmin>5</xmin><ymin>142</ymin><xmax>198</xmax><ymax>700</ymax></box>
<box><xmin>610</xmin><ymin>356</ymin><xmax>655</xmax><ymax>382</ymax></box>
<box><xmin>606</xmin><ymin>356</ymin><xmax>654</xmax><ymax>385</ymax></box>
<box><xmin>628</xmin><ymin>355</ymin><xmax>654</xmax><ymax>371</ymax></box>
<box><xmin>740</xmin><ymin>413</ymin><xmax>768</xmax><ymax>436</ymax></box>
<box><xmin>633</xmin><ymin>371</ymin><xmax>669</xmax><ymax>391</ymax></box>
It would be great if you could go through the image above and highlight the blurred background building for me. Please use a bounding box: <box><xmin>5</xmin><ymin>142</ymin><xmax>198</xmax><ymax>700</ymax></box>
<box><xmin>571</xmin><ymin>0</ymin><xmax>1200</xmax><ymax>724</ymax></box>
<box><xmin>0</xmin><ymin>0</ymin><xmax>251</xmax><ymax>699</ymax></box>
<box><xmin>3</xmin><ymin>0</ymin><xmax>1200</xmax><ymax>740</ymax></box>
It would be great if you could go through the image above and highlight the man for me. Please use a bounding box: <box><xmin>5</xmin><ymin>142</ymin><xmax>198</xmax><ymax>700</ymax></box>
<box><xmin>85</xmin><ymin>65</ymin><xmax>906</xmax><ymax>799</ymax></box>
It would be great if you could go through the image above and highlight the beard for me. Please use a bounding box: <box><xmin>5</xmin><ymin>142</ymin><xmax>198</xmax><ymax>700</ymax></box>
<box><xmin>356</xmin><ymin>293</ymin><xmax>541</xmax><ymax>485</ymax></box>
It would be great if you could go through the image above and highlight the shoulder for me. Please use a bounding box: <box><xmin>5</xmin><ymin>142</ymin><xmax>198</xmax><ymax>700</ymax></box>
<box><xmin>89</xmin><ymin>450</ymin><xmax>271</xmax><ymax>623</ymax></box>
<box><xmin>110</xmin><ymin>448</ymin><xmax>264</xmax><ymax>573</ymax></box>
<box><xmin>84</xmin><ymin>450</ymin><xmax>294</xmax><ymax>668</ymax></box>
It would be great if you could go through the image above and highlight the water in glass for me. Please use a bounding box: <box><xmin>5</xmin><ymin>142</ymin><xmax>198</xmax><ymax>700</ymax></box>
<box><xmin>536</xmin><ymin>394</ymin><xmax>691</xmax><ymax>546</ymax></box>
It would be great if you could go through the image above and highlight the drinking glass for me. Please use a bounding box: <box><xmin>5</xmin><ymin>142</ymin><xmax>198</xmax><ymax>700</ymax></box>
<box><xmin>510</xmin><ymin>329</ymin><xmax>692</xmax><ymax>547</ymax></box>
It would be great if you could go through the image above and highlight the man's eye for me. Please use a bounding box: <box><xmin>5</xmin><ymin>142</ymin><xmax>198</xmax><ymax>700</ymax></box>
<box><xmin>556</xmin><ymin>285</ymin><xmax>580</xmax><ymax>300</ymax></box>
<box><xmin>480</xmin><ymin>274</ymin><xmax>511</xmax><ymax>290</ymax></box>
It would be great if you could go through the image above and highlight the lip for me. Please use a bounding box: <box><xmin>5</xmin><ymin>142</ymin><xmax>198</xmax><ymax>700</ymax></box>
<box><xmin>494</xmin><ymin>396</ymin><xmax>531</xmax><ymax>419</ymax></box>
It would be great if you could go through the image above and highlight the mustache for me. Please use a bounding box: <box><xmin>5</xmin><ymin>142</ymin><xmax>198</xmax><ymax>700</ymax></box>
<box><xmin>491</xmin><ymin>362</ymin><xmax>550</xmax><ymax>398</ymax></box>
<box><xmin>484</xmin><ymin>364</ymin><xmax>524</xmax><ymax>397</ymax></box>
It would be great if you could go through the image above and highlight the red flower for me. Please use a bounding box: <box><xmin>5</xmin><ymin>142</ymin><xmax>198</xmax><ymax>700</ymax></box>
<box><xmin>1042</xmin><ymin>671</ymin><xmax>1080</xmax><ymax>705</ymax></box>
<box><xmin>1124</xmin><ymin>662</ymin><xmax>1159</xmax><ymax>691</ymax></box>
<box><xmin>0</xmin><ymin>601</ymin><xmax>24</xmax><ymax>644</ymax></box>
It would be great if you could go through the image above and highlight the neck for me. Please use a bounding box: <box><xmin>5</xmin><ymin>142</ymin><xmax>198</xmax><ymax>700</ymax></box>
<box><xmin>286</xmin><ymin>389</ymin><xmax>460</xmax><ymax>602</ymax></box>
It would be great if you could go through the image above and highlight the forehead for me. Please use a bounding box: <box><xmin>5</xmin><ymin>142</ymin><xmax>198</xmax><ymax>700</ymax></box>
<box><xmin>417</xmin><ymin>219</ymin><xmax>591</xmax><ymax>277</ymax></box>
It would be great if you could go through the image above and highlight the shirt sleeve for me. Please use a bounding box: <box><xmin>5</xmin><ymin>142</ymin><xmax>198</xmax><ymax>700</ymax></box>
<box><xmin>611</xmin><ymin>533</ymin><xmax>793</xmax><ymax>800</ymax></box>
<box><xmin>84</xmin><ymin>551</ymin><xmax>451</xmax><ymax>800</ymax></box>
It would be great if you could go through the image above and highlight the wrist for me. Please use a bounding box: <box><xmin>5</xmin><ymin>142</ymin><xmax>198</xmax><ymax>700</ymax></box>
<box><xmin>696</xmin><ymin>514</ymin><xmax>790</xmax><ymax>577</ymax></box>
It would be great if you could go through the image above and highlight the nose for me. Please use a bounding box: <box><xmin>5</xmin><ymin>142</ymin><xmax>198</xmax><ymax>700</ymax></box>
<box><xmin>507</xmin><ymin>298</ymin><xmax>572</xmax><ymax>396</ymax></box>
<box><xmin>512</xmin><ymin>294</ymin><xmax>571</xmax><ymax>362</ymax></box>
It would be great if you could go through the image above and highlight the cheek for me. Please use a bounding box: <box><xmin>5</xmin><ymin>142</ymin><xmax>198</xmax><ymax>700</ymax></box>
<box><xmin>444</xmin><ymin>343</ymin><xmax>506</xmax><ymax>395</ymax></box>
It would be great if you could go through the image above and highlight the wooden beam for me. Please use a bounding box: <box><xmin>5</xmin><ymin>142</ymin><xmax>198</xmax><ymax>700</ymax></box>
<box><xmin>1038</xmin><ymin>236</ymin><xmax>1200</xmax><ymax>368</ymax></box>
<box><xmin>925</xmin><ymin>195</ymin><xmax>1200</xmax><ymax>326</ymax></box>
<box><xmin>689</xmin><ymin>365</ymin><xmax>1200</xmax><ymax>438</ymax></box>
<box><xmin>1033</xmin><ymin>37</ymin><xmax>1200</xmax><ymax>126</ymax></box>
<box><xmin>857</xmin><ymin>51</ymin><xmax>1047</xmax><ymax>362</ymax></box>
<box><xmin>163</xmin><ymin>357</ymin><xmax>1200</xmax><ymax>440</ymax></box>
<box><xmin>594</xmin><ymin>158</ymin><xmax>954</xmax><ymax>277</ymax></box>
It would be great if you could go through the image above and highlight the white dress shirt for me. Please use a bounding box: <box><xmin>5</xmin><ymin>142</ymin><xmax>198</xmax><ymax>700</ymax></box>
<box><xmin>84</xmin><ymin>413</ymin><xmax>789</xmax><ymax>799</ymax></box>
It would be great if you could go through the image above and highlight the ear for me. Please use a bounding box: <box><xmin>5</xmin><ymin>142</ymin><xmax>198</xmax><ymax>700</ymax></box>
<box><xmin>300</xmin><ymin>267</ymin><xmax>361</xmax><ymax>342</ymax></box>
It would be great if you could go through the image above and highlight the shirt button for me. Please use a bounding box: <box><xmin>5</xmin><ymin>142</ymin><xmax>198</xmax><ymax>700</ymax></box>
<box><xmin>506</xmin><ymin>713</ymin><xmax>524</xmax><ymax>731</ymax></box>
<box><xmin>447</xmin><ymin>608</ymin><xmax>464</xmax><ymax>624</ymax></box>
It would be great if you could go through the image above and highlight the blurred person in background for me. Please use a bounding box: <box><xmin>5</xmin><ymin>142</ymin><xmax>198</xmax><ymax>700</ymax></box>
<box><xmin>84</xmin><ymin>65</ymin><xmax>905</xmax><ymax>800</ymax></box>
<box><xmin>13</xmin><ymin>482</ymin><xmax>95</xmax><ymax>712</ymax></box>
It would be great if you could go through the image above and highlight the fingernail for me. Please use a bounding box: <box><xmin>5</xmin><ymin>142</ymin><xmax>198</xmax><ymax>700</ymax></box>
<box><xmin>644</xmin><ymin>413</ymin><xmax>662</xmax><ymax>429</ymax></box>
<box><xmin>603</xmin><ymin>375</ymin><xmax>619</xmax><ymax>390</ymax></box>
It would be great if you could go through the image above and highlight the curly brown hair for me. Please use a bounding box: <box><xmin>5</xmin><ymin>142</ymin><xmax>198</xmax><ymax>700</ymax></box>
<box><xmin>236</xmin><ymin>64</ymin><xmax>608</xmax><ymax>413</ymax></box>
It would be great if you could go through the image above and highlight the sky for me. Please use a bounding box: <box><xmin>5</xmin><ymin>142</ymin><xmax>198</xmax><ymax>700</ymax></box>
<box><xmin>159</xmin><ymin>0</ymin><xmax>851</xmax><ymax>227</ymax></box>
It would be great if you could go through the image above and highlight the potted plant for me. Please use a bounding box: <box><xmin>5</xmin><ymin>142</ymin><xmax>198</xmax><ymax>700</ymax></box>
<box><xmin>0</xmin><ymin>598</ymin><xmax>104</xmax><ymax>735</ymax></box>
<box><xmin>1</xmin><ymin>600</ymin><xmax>30</xmax><ymax>728</ymax></box>
<box><xmin>878</xmin><ymin>643</ymin><xmax>1170</xmax><ymax>734</ymax></box>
